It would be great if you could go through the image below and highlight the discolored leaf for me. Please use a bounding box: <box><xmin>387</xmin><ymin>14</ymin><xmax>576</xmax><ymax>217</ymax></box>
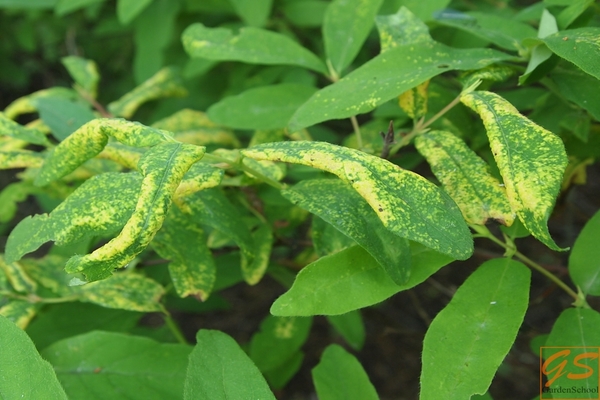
<box><xmin>415</xmin><ymin>130</ymin><xmax>514</xmax><ymax>226</ymax></box>
<box><xmin>420</xmin><ymin>258</ymin><xmax>530</xmax><ymax>399</ymax></box>
<box><xmin>0</xmin><ymin>255</ymin><xmax>37</xmax><ymax>293</ymax></box>
<box><xmin>244</xmin><ymin>223</ymin><xmax>273</xmax><ymax>285</ymax></box>
<box><xmin>461</xmin><ymin>91</ymin><xmax>567</xmax><ymax>250</ymax></box>
<box><xmin>35</xmin><ymin>97</ymin><xmax>97</xmax><ymax>141</ymax></box>
<box><xmin>65</xmin><ymin>143</ymin><xmax>205</xmax><ymax>281</ymax></box>
<box><xmin>0</xmin><ymin>112</ymin><xmax>50</xmax><ymax>146</ymax></box>
<box><xmin>243</xmin><ymin>141</ymin><xmax>473</xmax><ymax>259</ymax></box>
<box><xmin>0</xmin><ymin>300</ymin><xmax>38</xmax><ymax>329</ymax></box>
<box><xmin>0</xmin><ymin>150</ymin><xmax>44</xmax><ymax>170</ymax></box>
<box><xmin>399</xmin><ymin>80</ymin><xmax>429</xmax><ymax>121</ymax></box>
<box><xmin>288</xmin><ymin>43</ymin><xmax>512</xmax><ymax>131</ymax></box>
<box><xmin>184</xmin><ymin>330</ymin><xmax>276</xmax><ymax>400</ymax></box>
<box><xmin>61</xmin><ymin>56</ymin><xmax>100</xmax><ymax>97</ymax></box>
<box><xmin>3</xmin><ymin>87</ymin><xmax>77</xmax><ymax>120</ymax></box>
<box><xmin>182</xmin><ymin>23</ymin><xmax>327</xmax><ymax>74</ymax></box>
<box><xmin>375</xmin><ymin>7</ymin><xmax>431</xmax><ymax>52</ymax></box>
<box><xmin>80</xmin><ymin>273</ymin><xmax>165</xmax><ymax>312</ymax></box>
<box><xmin>108</xmin><ymin>67</ymin><xmax>188</xmax><ymax>118</ymax></box>
<box><xmin>323</xmin><ymin>0</ymin><xmax>384</xmax><ymax>76</ymax></box>
<box><xmin>569</xmin><ymin>209</ymin><xmax>600</xmax><ymax>296</ymax></box>
<box><xmin>282</xmin><ymin>179</ymin><xmax>411</xmax><ymax>284</ymax></box>
<box><xmin>0</xmin><ymin>315</ymin><xmax>68</xmax><ymax>400</ymax></box>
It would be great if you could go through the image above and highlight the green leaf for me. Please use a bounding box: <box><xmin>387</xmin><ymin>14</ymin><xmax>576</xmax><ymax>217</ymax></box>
<box><xmin>415</xmin><ymin>130</ymin><xmax>514</xmax><ymax>226</ymax></box>
<box><xmin>152</xmin><ymin>205</ymin><xmax>216</xmax><ymax>300</ymax></box>
<box><xmin>551</xmin><ymin>63</ymin><xmax>600</xmax><ymax>122</ymax></box>
<box><xmin>312</xmin><ymin>215</ymin><xmax>356</xmax><ymax>256</ymax></box>
<box><xmin>323</xmin><ymin>0</ymin><xmax>383</xmax><ymax>76</ymax></box>
<box><xmin>420</xmin><ymin>258</ymin><xmax>531</xmax><ymax>399</ymax></box>
<box><xmin>543</xmin><ymin>28</ymin><xmax>600</xmax><ymax>81</ymax></box>
<box><xmin>184</xmin><ymin>330</ymin><xmax>276</xmax><ymax>400</ymax></box>
<box><xmin>398</xmin><ymin>0</ymin><xmax>451</xmax><ymax>21</ymax></box>
<box><xmin>182</xmin><ymin>23</ymin><xmax>327</xmax><ymax>74</ymax></box>
<box><xmin>229</xmin><ymin>0</ymin><xmax>272</xmax><ymax>27</ymax></box>
<box><xmin>42</xmin><ymin>331</ymin><xmax>191</xmax><ymax>400</ymax></box>
<box><xmin>3</xmin><ymin>87</ymin><xmax>77</xmax><ymax>120</ymax></box>
<box><xmin>543</xmin><ymin>308</ymin><xmax>600</xmax><ymax>390</ymax></box>
<box><xmin>555</xmin><ymin>0</ymin><xmax>594</xmax><ymax>29</ymax></box>
<box><xmin>312</xmin><ymin>344</ymin><xmax>378</xmax><ymax>400</ymax></box>
<box><xmin>207</xmin><ymin>83</ymin><xmax>317</xmax><ymax>130</ymax></box>
<box><xmin>0</xmin><ymin>315</ymin><xmax>68</xmax><ymax>399</ymax></box>
<box><xmin>375</xmin><ymin>6</ymin><xmax>432</xmax><ymax>52</ymax></box>
<box><xmin>243</xmin><ymin>141</ymin><xmax>473</xmax><ymax>260</ymax></box>
<box><xmin>519</xmin><ymin>10</ymin><xmax>558</xmax><ymax>84</ymax></box>
<box><xmin>0</xmin><ymin>300</ymin><xmax>38</xmax><ymax>329</ymax></box>
<box><xmin>288</xmin><ymin>43</ymin><xmax>511</xmax><ymax>130</ymax></box>
<box><xmin>6</xmin><ymin>173</ymin><xmax>140</xmax><ymax>263</ymax></box>
<box><xmin>0</xmin><ymin>112</ymin><xmax>50</xmax><ymax>146</ymax></box>
<box><xmin>65</xmin><ymin>143</ymin><xmax>205</xmax><ymax>281</ymax></box>
<box><xmin>35</xmin><ymin>97</ymin><xmax>96</xmax><ymax>141</ymax></box>
<box><xmin>249</xmin><ymin>315</ymin><xmax>312</xmax><ymax>372</ymax></box>
<box><xmin>34</xmin><ymin>118</ymin><xmax>174</xmax><ymax>186</ymax></box>
<box><xmin>61</xmin><ymin>56</ymin><xmax>100</xmax><ymax>97</ymax></box>
<box><xmin>108</xmin><ymin>66</ymin><xmax>188</xmax><ymax>118</ymax></box>
<box><xmin>54</xmin><ymin>0</ymin><xmax>105</xmax><ymax>16</ymax></box>
<box><xmin>271</xmin><ymin>243</ymin><xmax>453</xmax><ymax>316</ymax></box>
<box><xmin>569</xmin><ymin>209</ymin><xmax>600</xmax><ymax>296</ymax></box>
<box><xmin>460</xmin><ymin>91</ymin><xmax>567</xmax><ymax>251</ymax></box>
<box><xmin>117</xmin><ymin>0</ymin><xmax>153</xmax><ymax>24</ymax></box>
<box><xmin>282</xmin><ymin>0</ymin><xmax>328</xmax><ymax>27</ymax></box>
<box><xmin>326</xmin><ymin>310</ymin><xmax>365</xmax><ymax>350</ymax></box>
<box><xmin>282</xmin><ymin>179</ymin><xmax>411</xmax><ymax>284</ymax></box>
<box><xmin>80</xmin><ymin>273</ymin><xmax>165</xmax><ymax>312</ymax></box>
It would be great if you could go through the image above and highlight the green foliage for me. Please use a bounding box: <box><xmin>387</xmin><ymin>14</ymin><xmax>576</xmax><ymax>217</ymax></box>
<box><xmin>1</xmin><ymin>0</ymin><xmax>599</xmax><ymax>399</ymax></box>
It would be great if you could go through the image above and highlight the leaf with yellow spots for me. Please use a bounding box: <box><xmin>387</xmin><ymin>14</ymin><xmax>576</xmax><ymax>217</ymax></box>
<box><xmin>461</xmin><ymin>91</ymin><xmax>568</xmax><ymax>250</ymax></box>
<box><xmin>415</xmin><ymin>130</ymin><xmax>514</xmax><ymax>226</ymax></box>
<box><xmin>0</xmin><ymin>301</ymin><xmax>38</xmax><ymax>329</ymax></box>
<box><xmin>107</xmin><ymin>66</ymin><xmax>188</xmax><ymax>119</ymax></box>
<box><xmin>0</xmin><ymin>255</ymin><xmax>37</xmax><ymax>293</ymax></box>
<box><xmin>243</xmin><ymin>141</ymin><xmax>473</xmax><ymax>260</ymax></box>
<box><xmin>174</xmin><ymin>162</ymin><xmax>224</xmax><ymax>202</ymax></box>
<box><xmin>98</xmin><ymin>142</ymin><xmax>145</xmax><ymax>170</ymax></box>
<box><xmin>399</xmin><ymin>80</ymin><xmax>429</xmax><ymax>121</ymax></box>
<box><xmin>459</xmin><ymin>65</ymin><xmax>514</xmax><ymax>89</ymax></box>
<box><xmin>35</xmin><ymin>118</ymin><xmax>174</xmax><ymax>186</ymax></box>
<box><xmin>244</xmin><ymin>223</ymin><xmax>273</xmax><ymax>285</ymax></box>
<box><xmin>375</xmin><ymin>6</ymin><xmax>431</xmax><ymax>52</ymax></box>
<box><xmin>0</xmin><ymin>150</ymin><xmax>44</xmax><ymax>170</ymax></box>
<box><xmin>5</xmin><ymin>172</ymin><xmax>142</xmax><ymax>264</ymax></box>
<box><xmin>0</xmin><ymin>112</ymin><xmax>50</xmax><ymax>146</ymax></box>
<box><xmin>152</xmin><ymin>205</ymin><xmax>216</xmax><ymax>300</ymax></box>
<box><xmin>283</xmin><ymin>179</ymin><xmax>411</xmax><ymax>284</ymax></box>
<box><xmin>61</xmin><ymin>56</ymin><xmax>100</xmax><ymax>98</ymax></box>
<box><xmin>152</xmin><ymin>109</ymin><xmax>241</xmax><ymax>148</ymax></box>
<box><xmin>80</xmin><ymin>273</ymin><xmax>165</xmax><ymax>312</ymax></box>
<box><xmin>65</xmin><ymin>142</ymin><xmax>205</xmax><ymax>281</ymax></box>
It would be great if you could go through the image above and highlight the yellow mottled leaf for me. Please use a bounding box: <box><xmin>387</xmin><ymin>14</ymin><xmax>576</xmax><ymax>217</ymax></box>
<box><xmin>0</xmin><ymin>255</ymin><xmax>37</xmax><ymax>293</ymax></box>
<box><xmin>415</xmin><ymin>131</ymin><xmax>514</xmax><ymax>226</ymax></box>
<box><xmin>0</xmin><ymin>150</ymin><xmax>44</xmax><ymax>170</ymax></box>
<box><xmin>80</xmin><ymin>273</ymin><xmax>165</xmax><ymax>312</ymax></box>
<box><xmin>0</xmin><ymin>301</ymin><xmax>38</xmax><ymax>329</ymax></box>
<box><xmin>399</xmin><ymin>80</ymin><xmax>429</xmax><ymax>120</ymax></box>
<box><xmin>461</xmin><ymin>91</ymin><xmax>567</xmax><ymax>250</ymax></box>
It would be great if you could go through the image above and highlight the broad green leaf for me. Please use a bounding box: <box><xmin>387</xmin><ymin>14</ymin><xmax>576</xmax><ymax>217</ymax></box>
<box><xmin>543</xmin><ymin>308</ymin><xmax>600</xmax><ymax>391</ymax></box>
<box><xmin>323</xmin><ymin>0</ymin><xmax>384</xmax><ymax>76</ymax></box>
<box><xmin>282</xmin><ymin>179</ymin><xmax>411</xmax><ymax>284</ymax></box>
<box><xmin>375</xmin><ymin>7</ymin><xmax>431</xmax><ymax>52</ymax></box>
<box><xmin>80</xmin><ymin>273</ymin><xmax>165</xmax><ymax>312</ymax></box>
<box><xmin>555</xmin><ymin>0</ymin><xmax>594</xmax><ymax>29</ymax></box>
<box><xmin>0</xmin><ymin>112</ymin><xmax>50</xmax><ymax>145</ymax></box>
<box><xmin>42</xmin><ymin>331</ymin><xmax>191</xmax><ymax>400</ymax></box>
<box><xmin>6</xmin><ymin>172</ymin><xmax>140</xmax><ymax>263</ymax></box>
<box><xmin>0</xmin><ymin>150</ymin><xmax>44</xmax><ymax>169</ymax></box>
<box><xmin>55</xmin><ymin>0</ymin><xmax>105</xmax><ymax>15</ymax></box>
<box><xmin>243</xmin><ymin>141</ymin><xmax>473</xmax><ymax>260</ymax></box>
<box><xmin>0</xmin><ymin>300</ymin><xmax>37</xmax><ymax>329</ymax></box>
<box><xmin>551</xmin><ymin>63</ymin><xmax>600</xmax><ymax>122</ymax></box>
<box><xmin>65</xmin><ymin>143</ymin><xmax>205</xmax><ymax>281</ymax></box>
<box><xmin>249</xmin><ymin>315</ymin><xmax>312</xmax><ymax>372</ymax></box>
<box><xmin>117</xmin><ymin>0</ymin><xmax>153</xmax><ymax>24</ymax></box>
<box><xmin>420</xmin><ymin>258</ymin><xmax>530</xmax><ymax>399</ymax></box>
<box><xmin>108</xmin><ymin>66</ymin><xmax>188</xmax><ymax>118</ymax></box>
<box><xmin>0</xmin><ymin>315</ymin><xmax>68</xmax><ymax>399</ymax></box>
<box><xmin>399</xmin><ymin>80</ymin><xmax>429</xmax><ymax>120</ymax></box>
<box><xmin>184</xmin><ymin>330</ymin><xmax>276</xmax><ymax>400</ymax></box>
<box><xmin>282</xmin><ymin>0</ymin><xmax>328</xmax><ymax>27</ymax></box>
<box><xmin>415</xmin><ymin>130</ymin><xmax>514</xmax><ymax>226</ymax></box>
<box><xmin>434</xmin><ymin>11</ymin><xmax>537</xmax><ymax>51</ymax></box>
<box><xmin>182</xmin><ymin>23</ymin><xmax>327</xmax><ymax>74</ymax></box>
<box><xmin>152</xmin><ymin>205</ymin><xmax>216</xmax><ymax>300</ymax></box>
<box><xmin>460</xmin><ymin>91</ymin><xmax>567</xmax><ymax>251</ymax></box>
<box><xmin>0</xmin><ymin>255</ymin><xmax>37</xmax><ymax>293</ymax></box>
<box><xmin>520</xmin><ymin>10</ymin><xmax>558</xmax><ymax>85</ymax></box>
<box><xmin>0</xmin><ymin>181</ymin><xmax>37</xmax><ymax>222</ymax></box>
<box><xmin>26</xmin><ymin>302</ymin><xmax>141</xmax><ymax>350</ymax></box>
<box><xmin>3</xmin><ymin>87</ymin><xmax>77</xmax><ymax>120</ymax></box>
<box><xmin>312</xmin><ymin>344</ymin><xmax>378</xmax><ymax>400</ymax></box>
<box><xmin>207</xmin><ymin>83</ymin><xmax>318</xmax><ymax>130</ymax></box>
<box><xmin>288</xmin><ymin>43</ymin><xmax>512</xmax><ymax>130</ymax></box>
<box><xmin>36</xmin><ymin>97</ymin><xmax>96</xmax><ymax>141</ymax></box>
<box><xmin>229</xmin><ymin>0</ymin><xmax>272</xmax><ymax>27</ymax></box>
<box><xmin>398</xmin><ymin>0</ymin><xmax>451</xmax><ymax>21</ymax></box>
<box><xmin>271</xmin><ymin>243</ymin><xmax>453</xmax><ymax>316</ymax></box>
<box><xmin>543</xmin><ymin>28</ymin><xmax>600</xmax><ymax>81</ymax></box>
<box><xmin>263</xmin><ymin>352</ymin><xmax>304</xmax><ymax>390</ymax></box>
<box><xmin>569</xmin><ymin>209</ymin><xmax>600</xmax><ymax>296</ymax></box>
<box><xmin>326</xmin><ymin>310</ymin><xmax>365</xmax><ymax>350</ymax></box>
<box><xmin>34</xmin><ymin>118</ymin><xmax>174</xmax><ymax>186</ymax></box>
<box><xmin>152</xmin><ymin>109</ymin><xmax>240</xmax><ymax>148</ymax></box>
<box><xmin>61</xmin><ymin>56</ymin><xmax>99</xmax><ymax>97</ymax></box>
